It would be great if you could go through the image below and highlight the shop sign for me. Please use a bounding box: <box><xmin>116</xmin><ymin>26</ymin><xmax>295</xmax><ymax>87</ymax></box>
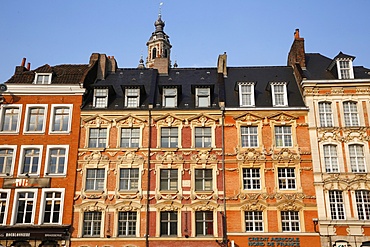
<box><xmin>2</xmin><ymin>178</ymin><xmax>50</xmax><ymax>188</ymax></box>
<box><xmin>248</xmin><ymin>237</ymin><xmax>300</xmax><ymax>246</ymax></box>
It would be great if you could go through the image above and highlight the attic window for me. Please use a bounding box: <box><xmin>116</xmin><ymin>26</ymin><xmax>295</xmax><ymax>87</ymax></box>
<box><xmin>93</xmin><ymin>89</ymin><xmax>109</xmax><ymax>108</ymax></box>
<box><xmin>125</xmin><ymin>88</ymin><xmax>140</xmax><ymax>108</ymax></box>
<box><xmin>337</xmin><ymin>60</ymin><xmax>354</xmax><ymax>79</ymax></box>
<box><xmin>271</xmin><ymin>82</ymin><xmax>288</xmax><ymax>107</ymax></box>
<box><xmin>34</xmin><ymin>73</ymin><xmax>52</xmax><ymax>84</ymax></box>
<box><xmin>163</xmin><ymin>88</ymin><xmax>177</xmax><ymax>108</ymax></box>
<box><xmin>238</xmin><ymin>82</ymin><xmax>255</xmax><ymax>107</ymax></box>
<box><xmin>196</xmin><ymin>87</ymin><xmax>210</xmax><ymax>107</ymax></box>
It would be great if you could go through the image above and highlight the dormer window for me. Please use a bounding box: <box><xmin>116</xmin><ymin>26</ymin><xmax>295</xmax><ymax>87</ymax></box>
<box><xmin>93</xmin><ymin>89</ymin><xmax>108</xmax><ymax>108</ymax></box>
<box><xmin>238</xmin><ymin>82</ymin><xmax>255</xmax><ymax>106</ymax></box>
<box><xmin>196</xmin><ymin>88</ymin><xmax>210</xmax><ymax>107</ymax></box>
<box><xmin>163</xmin><ymin>88</ymin><xmax>177</xmax><ymax>108</ymax></box>
<box><xmin>125</xmin><ymin>88</ymin><xmax>140</xmax><ymax>108</ymax></box>
<box><xmin>34</xmin><ymin>73</ymin><xmax>52</xmax><ymax>84</ymax></box>
<box><xmin>337</xmin><ymin>60</ymin><xmax>354</xmax><ymax>79</ymax></box>
<box><xmin>271</xmin><ymin>82</ymin><xmax>288</xmax><ymax>107</ymax></box>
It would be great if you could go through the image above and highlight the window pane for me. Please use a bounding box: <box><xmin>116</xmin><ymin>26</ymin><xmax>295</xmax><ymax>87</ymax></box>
<box><xmin>1</xmin><ymin>107</ymin><xmax>19</xmax><ymax>131</ymax></box>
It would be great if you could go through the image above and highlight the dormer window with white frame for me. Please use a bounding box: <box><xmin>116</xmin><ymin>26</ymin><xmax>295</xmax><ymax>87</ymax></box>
<box><xmin>93</xmin><ymin>88</ymin><xmax>109</xmax><ymax>108</ymax></box>
<box><xmin>125</xmin><ymin>88</ymin><xmax>140</xmax><ymax>108</ymax></box>
<box><xmin>34</xmin><ymin>73</ymin><xmax>52</xmax><ymax>84</ymax></box>
<box><xmin>238</xmin><ymin>82</ymin><xmax>255</xmax><ymax>107</ymax></box>
<box><xmin>163</xmin><ymin>88</ymin><xmax>177</xmax><ymax>108</ymax></box>
<box><xmin>337</xmin><ymin>59</ymin><xmax>354</xmax><ymax>79</ymax></box>
<box><xmin>196</xmin><ymin>87</ymin><xmax>210</xmax><ymax>107</ymax></box>
<box><xmin>271</xmin><ymin>82</ymin><xmax>288</xmax><ymax>107</ymax></box>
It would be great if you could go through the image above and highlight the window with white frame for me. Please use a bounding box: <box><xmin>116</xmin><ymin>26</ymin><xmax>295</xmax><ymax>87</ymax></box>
<box><xmin>355</xmin><ymin>190</ymin><xmax>370</xmax><ymax>220</ymax></box>
<box><xmin>45</xmin><ymin>146</ymin><xmax>68</xmax><ymax>176</ymax></box>
<box><xmin>195</xmin><ymin>169</ymin><xmax>212</xmax><ymax>191</ymax></box>
<box><xmin>88</xmin><ymin>128</ymin><xmax>107</xmax><ymax>148</ymax></box>
<box><xmin>0</xmin><ymin>147</ymin><xmax>16</xmax><ymax>176</ymax></box>
<box><xmin>13</xmin><ymin>190</ymin><xmax>36</xmax><ymax>224</ymax></box>
<box><xmin>163</xmin><ymin>88</ymin><xmax>177</xmax><ymax>107</ymax></box>
<box><xmin>239</xmin><ymin>83</ymin><xmax>255</xmax><ymax>106</ymax></box>
<box><xmin>274</xmin><ymin>126</ymin><xmax>292</xmax><ymax>147</ymax></box>
<box><xmin>195</xmin><ymin>127</ymin><xmax>212</xmax><ymax>148</ymax></box>
<box><xmin>120</xmin><ymin>128</ymin><xmax>140</xmax><ymax>148</ymax></box>
<box><xmin>271</xmin><ymin>83</ymin><xmax>288</xmax><ymax>106</ymax></box>
<box><xmin>19</xmin><ymin>146</ymin><xmax>42</xmax><ymax>176</ymax></box>
<box><xmin>118</xmin><ymin>211</ymin><xmax>137</xmax><ymax>236</ymax></box>
<box><xmin>125</xmin><ymin>88</ymin><xmax>140</xmax><ymax>108</ymax></box>
<box><xmin>0</xmin><ymin>190</ymin><xmax>10</xmax><ymax>225</ymax></box>
<box><xmin>195</xmin><ymin>211</ymin><xmax>213</xmax><ymax>236</ymax></box>
<box><xmin>160</xmin><ymin>211</ymin><xmax>178</xmax><ymax>236</ymax></box>
<box><xmin>119</xmin><ymin>168</ymin><xmax>139</xmax><ymax>191</ymax></box>
<box><xmin>83</xmin><ymin>211</ymin><xmax>102</xmax><ymax>237</ymax></box>
<box><xmin>196</xmin><ymin>88</ymin><xmax>210</xmax><ymax>107</ymax></box>
<box><xmin>34</xmin><ymin>73</ymin><xmax>52</xmax><ymax>84</ymax></box>
<box><xmin>245</xmin><ymin>211</ymin><xmax>263</xmax><ymax>232</ymax></box>
<box><xmin>243</xmin><ymin>168</ymin><xmax>261</xmax><ymax>190</ymax></box>
<box><xmin>318</xmin><ymin>102</ymin><xmax>333</xmax><ymax>127</ymax></box>
<box><xmin>241</xmin><ymin>126</ymin><xmax>258</xmax><ymax>148</ymax></box>
<box><xmin>343</xmin><ymin>101</ymin><xmax>359</xmax><ymax>127</ymax></box>
<box><xmin>160</xmin><ymin>169</ymin><xmax>178</xmax><ymax>191</ymax></box>
<box><xmin>337</xmin><ymin>60</ymin><xmax>354</xmax><ymax>79</ymax></box>
<box><xmin>281</xmin><ymin>211</ymin><xmax>300</xmax><ymax>232</ymax></box>
<box><xmin>93</xmin><ymin>88</ymin><xmax>109</xmax><ymax>108</ymax></box>
<box><xmin>161</xmin><ymin>127</ymin><xmax>178</xmax><ymax>148</ymax></box>
<box><xmin>50</xmin><ymin>105</ymin><xmax>71</xmax><ymax>133</ymax></box>
<box><xmin>85</xmin><ymin>168</ymin><xmax>105</xmax><ymax>191</ymax></box>
<box><xmin>278</xmin><ymin>168</ymin><xmax>296</xmax><ymax>190</ymax></box>
<box><xmin>25</xmin><ymin>105</ymin><xmax>47</xmax><ymax>132</ymax></box>
<box><xmin>323</xmin><ymin>144</ymin><xmax>339</xmax><ymax>173</ymax></box>
<box><xmin>40</xmin><ymin>190</ymin><xmax>63</xmax><ymax>224</ymax></box>
<box><xmin>0</xmin><ymin>105</ymin><xmax>21</xmax><ymax>132</ymax></box>
<box><xmin>329</xmin><ymin>190</ymin><xmax>345</xmax><ymax>220</ymax></box>
<box><xmin>349</xmin><ymin>144</ymin><xmax>365</xmax><ymax>173</ymax></box>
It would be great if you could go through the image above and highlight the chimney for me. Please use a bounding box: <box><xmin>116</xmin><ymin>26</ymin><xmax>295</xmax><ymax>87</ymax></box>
<box><xmin>107</xmin><ymin>56</ymin><xmax>117</xmax><ymax>74</ymax></box>
<box><xmin>217</xmin><ymin>52</ymin><xmax>227</xmax><ymax>78</ymax></box>
<box><xmin>97</xmin><ymin>54</ymin><xmax>107</xmax><ymax>80</ymax></box>
<box><xmin>153</xmin><ymin>57</ymin><xmax>169</xmax><ymax>75</ymax></box>
<box><xmin>287</xmin><ymin>28</ymin><xmax>306</xmax><ymax>68</ymax></box>
<box><xmin>27</xmin><ymin>63</ymin><xmax>31</xmax><ymax>71</ymax></box>
<box><xmin>21</xmin><ymin>58</ymin><xmax>26</xmax><ymax>67</ymax></box>
<box><xmin>15</xmin><ymin>57</ymin><xmax>28</xmax><ymax>74</ymax></box>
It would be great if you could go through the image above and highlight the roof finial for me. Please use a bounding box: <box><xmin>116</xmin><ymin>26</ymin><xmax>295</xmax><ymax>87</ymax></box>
<box><xmin>159</xmin><ymin>2</ymin><xmax>163</xmax><ymax>18</ymax></box>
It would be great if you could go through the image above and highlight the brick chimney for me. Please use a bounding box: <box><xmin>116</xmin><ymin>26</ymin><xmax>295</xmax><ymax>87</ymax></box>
<box><xmin>287</xmin><ymin>29</ymin><xmax>306</xmax><ymax>68</ymax></box>
<box><xmin>217</xmin><ymin>52</ymin><xmax>227</xmax><ymax>78</ymax></box>
<box><xmin>15</xmin><ymin>57</ymin><xmax>29</xmax><ymax>74</ymax></box>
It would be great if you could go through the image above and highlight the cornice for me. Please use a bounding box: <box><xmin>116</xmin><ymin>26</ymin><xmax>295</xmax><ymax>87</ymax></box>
<box><xmin>3</xmin><ymin>84</ymin><xmax>85</xmax><ymax>95</ymax></box>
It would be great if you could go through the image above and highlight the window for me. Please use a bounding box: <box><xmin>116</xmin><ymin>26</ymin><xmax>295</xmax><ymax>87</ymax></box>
<box><xmin>281</xmin><ymin>211</ymin><xmax>300</xmax><ymax>232</ymax></box>
<box><xmin>0</xmin><ymin>190</ymin><xmax>9</xmax><ymax>225</ymax></box>
<box><xmin>355</xmin><ymin>190</ymin><xmax>370</xmax><ymax>220</ymax></box>
<box><xmin>196</xmin><ymin>88</ymin><xmax>210</xmax><ymax>107</ymax></box>
<box><xmin>243</xmin><ymin>168</ymin><xmax>261</xmax><ymax>190</ymax></box>
<box><xmin>119</xmin><ymin>168</ymin><xmax>139</xmax><ymax>191</ymax></box>
<box><xmin>343</xmin><ymin>101</ymin><xmax>359</xmax><ymax>127</ymax></box>
<box><xmin>195</xmin><ymin>211</ymin><xmax>213</xmax><ymax>236</ymax></box>
<box><xmin>239</xmin><ymin>83</ymin><xmax>255</xmax><ymax>106</ymax></box>
<box><xmin>40</xmin><ymin>190</ymin><xmax>63</xmax><ymax>224</ymax></box>
<box><xmin>83</xmin><ymin>211</ymin><xmax>102</xmax><ymax>237</ymax></box>
<box><xmin>195</xmin><ymin>127</ymin><xmax>211</xmax><ymax>148</ymax></box>
<box><xmin>271</xmin><ymin>83</ymin><xmax>288</xmax><ymax>106</ymax></box>
<box><xmin>163</xmin><ymin>88</ymin><xmax>177</xmax><ymax>107</ymax></box>
<box><xmin>50</xmin><ymin>105</ymin><xmax>71</xmax><ymax>133</ymax></box>
<box><xmin>25</xmin><ymin>106</ymin><xmax>46</xmax><ymax>132</ymax></box>
<box><xmin>160</xmin><ymin>169</ymin><xmax>178</xmax><ymax>191</ymax></box>
<box><xmin>93</xmin><ymin>89</ymin><xmax>108</xmax><ymax>108</ymax></box>
<box><xmin>245</xmin><ymin>211</ymin><xmax>263</xmax><ymax>232</ymax></box>
<box><xmin>349</xmin><ymin>144</ymin><xmax>365</xmax><ymax>173</ymax></box>
<box><xmin>278</xmin><ymin>168</ymin><xmax>296</xmax><ymax>190</ymax></box>
<box><xmin>34</xmin><ymin>73</ymin><xmax>51</xmax><ymax>84</ymax></box>
<box><xmin>160</xmin><ymin>211</ymin><xmax>177</xmax><ymax>236</ymax></box>
<box><xmin>241</xmin><ymin>126</ymin><xmax>258</xmax><ymax>148</ymax></box>
<box><xmin>275</xmin><ymin>126</ymin><xmax>292</xmax><ymax>147</ymax></box>
<box><xmin>337</xmin><ymin>60</ymin><xmax>354</xmax><ymax>79</ymax></box>
<box><xmin>195</xmin><ymin>169</ymin><xmax>212</xmax><ymax>191</ymax></box>
<box><xmin>118</xmin><ymin>211</ymin><xmax>137</xmax><ymax>236</ymax></box>
<box><xmin>13</xmin><ymin>190</ymin><xmax>36</xmax><ymax>224</ymax></box>
<box><xmin>19</xmin><ymin>147</ymin><xmax>42</xmax><ymax>176</ymax></box>
<box><xmin>161</xmin><ymin>127</ymin><xmax>178</xmax><ymax>148</ymax></box>
<box><xmin>86</xmin><ymin>168</ymin><xmax>105</xmax><ymax>191</ymax></box>
<box><xmin>45</xmin><ymin>146</ymin><xmax>68</xmax><ymax>175</ymax></box>
<box><xmin>0</xmin><ymin>105</ymin><xmax>20</xmax><ymax>132</ymax></box>
<box><xmin>318</xmin><ymin>102</ymin><xmax>333</xmax><ymax>127</ymax></box>
<box><xmin>125</xmin><ymin>88</ymin><xmax>140</xmax><ymax>108</ymax></box>
<box><xmin>323</xmin><ymin>145</ymin><xmax>339</xmax><ymax>173</ymax></box>
<box><xmin>120</xmin><ymin>128</ymin><xmax>140</xmax><ymax>148</ymax></box>
<box><xmin>88</xmin><ymin>128</ymin><xmax>107</xmax><ymax>148</ymax></box>
<box><xmin>329</xmin><ymin>190</ymin><xmax>345</xmax><ymax>220</ymax></box>
<box><xmin>0</xmin><ymin>147</ymin><xmax>15</xmax><ymax>175</ymax></box>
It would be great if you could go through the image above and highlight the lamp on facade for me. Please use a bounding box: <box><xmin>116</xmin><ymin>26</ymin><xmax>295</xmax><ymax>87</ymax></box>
<box><xmin>312</xmin><ymin>218</ymin><xmax>319</xmax><ymax>233</ymax></box>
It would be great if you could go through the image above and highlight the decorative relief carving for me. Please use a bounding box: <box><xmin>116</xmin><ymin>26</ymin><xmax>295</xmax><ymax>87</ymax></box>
<box><xmin>277</xmin><ymin>201</ymin><xmax>302</xmax><ymax>211</ymax></box>
<box><xmin>234</xmin><ymin>112</ymin><xmax>263</xmax><ymax>122</ymax></box>
<box><xmin>271</xmin><ymin>148</ymin><xmax>300</xmax><ymax>162</ymax></box>
<box><xmin>83</xmin><ymin>115</ymin><xmax>112</xmax><ymax>127</ymax></box>
<box><xmin>116</xmin><ymin>202</ymin><xmax>142</xmax><ymax>212</ymax></box>
<box><xmin>188</xmin><ymin>114</ymin><xmax>218</xmax><ymax>126</ymax></box>
<box><xmin>342</xmin><ymin>127</ymin><xmax>369</xmax><ymax>142</ymax></box>
<box><xmin>157</xmin><ymin>202</ymin><xmax>183</xmax><ymax>211</ymax></box>
<box><xmin>304</xmin><ymin>88</ymin><xmax>319</xmax><ymax>95</ymax></box>
<box><xmin>267</xmin><ymin>112</ymin><xmax>298</xmax><ymax>122</ymax></box>
<box><xmin>114</xmin><ymin>115</ymin><xmax>146</xmax><ymax>127</ymax></box>
<box><xmin>190</xmin><ymin>150</ymin><xmax>217</xmax><ymax>163</ymax></box>
<box><xmin>81</xmin><ymin>203</ymin><xmax>106</xmax><ymax>212</ymax></box>
<box><xmin>84</xmin><ymin>151</ymin><xmax>109</xmax><ymax>162</ymax></box>
<box><xmin>117</xmin><ymin>151</ymin><xmax>144</xmax><ymax>164</ymax></box>
<box><xmin>236</xmin><ymin>148</ymin><xmax>266</xmax><ymax>161</ymax></box>
<box><xmin>322</xmin><ymin>173</ymin><xmax>370</xmax><ymax>191</ymax></box>
<box><xmin>156</xmin><ymin>193</ymin><xmax>183</xmax><ymax>201</ymax></box>
<box><xmin>331</xmin><ymin>88</ymin><xmax>344</xmax><ymax>94</ymax></box>
<box><xmin>192</xmin><ymin>202</ymin><xmax>218</xmax><ymax>211</ymax></box>
<box><xmin>155</xmin><ymin>114</ymin><xmax>183</xmax><ymax>126</ymax></box>
<box><xmin>116</xmin><ymin>192</ymin><xmax>142</xmax><ymax>200</ymax></box>
<box><xmin>356</xmin><ymin>87</ymin><xmax>370</xmax><ymax>94</ymax></box>
<box><xmin>156</xmin><ymin>151</ymin><xmax>183</xmax><ymax>162</ymax></box>
<box><xmin>191</xmin><ymin>191</ymin><xmax>218</xmax><ymax>200</ymax></box>
<box><xmin>240</xmin><ymin>202</ymin><xmax>266</xmax><ymax>211</ymax></box>
<box><xmin>239</xmin><ymin>192</ymin><xmax>315</xmax><ymax>201</ymax></box>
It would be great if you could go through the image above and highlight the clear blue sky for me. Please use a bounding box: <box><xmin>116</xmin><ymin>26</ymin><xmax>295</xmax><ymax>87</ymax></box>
<box><xmin>1</xmin><ymin>0</ymin><xmax>370</xmax><ymax>83</ymax></box>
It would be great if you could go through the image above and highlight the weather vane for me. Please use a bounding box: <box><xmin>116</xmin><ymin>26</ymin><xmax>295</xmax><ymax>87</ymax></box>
<box><xmin>159</xmin><ymin>2</ymin><xmax>163</xmax><ymax>17</ymax></box>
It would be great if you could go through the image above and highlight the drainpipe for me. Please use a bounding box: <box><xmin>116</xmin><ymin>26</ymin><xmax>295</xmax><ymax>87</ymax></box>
<box><xmin>221</xmin><ymin>104</ymin><xmax>228</xmax><ymax>245</ymax></box>
<box><xmin>146</xmin><ymin>107</ymin><xmax>152</xmax><ymax>247</ymax></box>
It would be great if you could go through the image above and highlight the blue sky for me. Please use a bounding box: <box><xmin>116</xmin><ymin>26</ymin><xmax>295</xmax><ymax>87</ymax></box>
<box><xmin>1</xmin><ymin>0</ymin><xmax>370</xmax><ymax>83</ymax></box>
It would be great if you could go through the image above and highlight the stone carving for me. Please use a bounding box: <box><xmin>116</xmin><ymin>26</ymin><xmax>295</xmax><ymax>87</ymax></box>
<box><xmin>277</xmin><ymin>201</ymin><xmax>302</xmax><ymax>211</ymax></box>
<box><xmin>156</xmin><ymin>151</ymin><xmax>183</xmax><ymax>162</ymax></box>
<box><xmin>236</xmin><ymin>148</ymin><xmax>266</xmax><ymax>161</ymax></box>
<box><xmin>240</xmin><ymin>202</ymin><xmax>266</xmax><ymax>211</ymax></box>
<box><xmin>268</xmin><ymin>112</ymin><xmax>297</xmax><ymax>122</ymax></box>
<box><xmin>84</xmin><ymin>151</ymin><xmax>109</xmax><ymax>162</ymax></box>
<box><xmin>117</xmin><ymin>151</ymin><xmax>144</xmax><ymax>164</ymax></box>
<box><xmin>83</xmin><ymin>115</ymin><xmax>112</xmax><ymax>127</ymax></box>
<box><xmin>115</xmin><ymin>115</ymin><xmax>146</xmax><ymax>127</ymax></box>
<box><xmin>190</xmin><ymin>150</ymin><xmax>217</xmax><ymax>163</ymax></box>
<box><xmin>234</xmin><ymin>112</ymin><xmax>263</xmax><ymax>122</ymax></box>
<box><xmin>271</xmin><ymin>148</ymin><xmax>300</xmax><ymax>161</ymax></box>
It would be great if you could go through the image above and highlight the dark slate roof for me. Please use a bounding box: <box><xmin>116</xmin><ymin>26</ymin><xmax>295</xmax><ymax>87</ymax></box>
<box><xmin>5</xmin><ymin>64</ymin><xmax>90</xmax><ymax>84</ymax></box>
<box><xmin>225</xmin><ymin>66</ymin><xmax>305</xmax><ymax>108</ymax></box>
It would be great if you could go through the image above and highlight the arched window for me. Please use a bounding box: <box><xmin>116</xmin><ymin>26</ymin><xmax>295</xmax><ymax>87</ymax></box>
<box><xmin>152</xmin><ymin>48</ymin><xmax>157</xmax><ymax>59</ymax></box>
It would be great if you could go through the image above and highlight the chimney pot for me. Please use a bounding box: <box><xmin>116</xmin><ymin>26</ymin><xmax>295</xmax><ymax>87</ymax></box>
<box><xmin>21</xmin><ymin>58</ymin><xmax>26</xmax><ymax>67</ymax></box>
<box><xmin>27</xmin><ymin>63</ymin><xmax>31</xmax><ymax>70</ymax></box>
<box><xmin>294</xmin><ymin>29</ymin><xmax>300</xmax><ymax>39</ymax></box>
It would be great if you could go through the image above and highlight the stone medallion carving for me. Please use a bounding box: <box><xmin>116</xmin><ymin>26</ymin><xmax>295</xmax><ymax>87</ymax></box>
<box><xmin>191</xmin><ymin>150</ymin><xmax>217</xmax><ymax>163</ymax></box>
<box><xmin>236</xmin><ymin>148</ymin><xmax>266</xmax><ymax>161</ymax></box>
<box><xmin>271</xmin><ymin>148</ymin><xmax>300</xmax><ymax>161</ymax></box>
<box><xmin>84</xmin><ymin>151</ymin><xmax>109</xmax><ymax>162</ymax></box>
<box><xmin>156</xmin><ymin>151</ymin><xmax>183</xmax><ymax>162</ymax></box>
<box><xmin>117</xmin><ymin>151</ymin><xmax>144</xmax><ymax>164</ymax></box>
